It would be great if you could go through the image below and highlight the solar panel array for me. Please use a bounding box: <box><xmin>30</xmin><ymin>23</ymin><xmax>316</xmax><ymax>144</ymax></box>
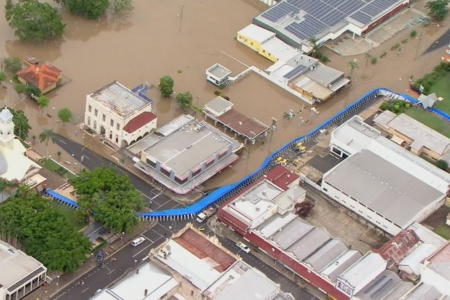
<box><xmin>261</xmin><ymin>2</ymin><xmax>299</xmax><ymax>23</ymax></box>
<box><xmin>8</xmin><ymin>266</ymin><xmax>46</xmax><ymax>292</ymax></box>
<box><xmin>259</xmin><ymin>0</ymin><xmax>403</xmax><ymax>42</ymax></box>
<box><xmin>284</xmin><ymin>64</ymin><xmax>308</xmax><ymax>80</ymax></box>
<box><xmin>371</xmin><ymin>278</ymin><xmax>394</xmax><ymax>298</ymax></box>
<box><xmin>363</xmin><ymin>275</ymin><xmax>387</xmax><ymax>294</ymax></box>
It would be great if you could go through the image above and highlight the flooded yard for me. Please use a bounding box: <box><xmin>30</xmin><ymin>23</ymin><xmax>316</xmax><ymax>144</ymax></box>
<box><xmin>0</xmin><ymin>0</ymin><xmax>449</xmax><ymax>188</ymax></box>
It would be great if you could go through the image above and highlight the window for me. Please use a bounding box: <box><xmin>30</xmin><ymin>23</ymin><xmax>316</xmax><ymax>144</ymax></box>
<box><xmin>88</xmin><ymin>105</ymin><xmax>92</xmax><ymax>112</ymax></box>
<box><xmin>115</xmin><ymin>135</ymin><xmax>119</xmax><ymax>143</ymax></box>
<box><xmin>94</xmin><ymin>109</ymin><xmax>98</xmax><ymax>116</ymax></box>
<box><xmin>93</xmin><ymin>121</ymin><xmax>97</xmax><ymax>130</ymax></box>
<box><xmin>262</xmin><ymin>50</ymin><xmax>265</xmax><ymax>53</ymax></box>
<box><xmin>110</xmin><ymin>119</ymin><xmax>114</xmax><ymax>126</ymax></box>
<box><xmin>102</xmin><ymin>114</ymin><xmax>106</xmax><ymax>122</ymax></box>
<box><xmin>87</xmin><ymin>117</ymin><xmax>91</xmax><ymax>126</ymax></box>
<box><xmin>116</xmin><ymin>123</ymin><xmax>120</xmax><ymax>130</ymax></box>
<box><xmin>110</xmin><ymin>132</ymin><xmax>112</xmax><ymax>139</ymax></box>
<box><xmin>323</xmin><ymin>188</ymin><xmax>328</xmax><ymax>192</ymax></box>
<box><xmin>190</xmin><ymin>291</ymin><xmax>194</xmax><ymax>296</ymax></box>
<box><xmin>250</xmin><ymin>42</ymin><xmax>253</xmax><ymax>46</ymax></box>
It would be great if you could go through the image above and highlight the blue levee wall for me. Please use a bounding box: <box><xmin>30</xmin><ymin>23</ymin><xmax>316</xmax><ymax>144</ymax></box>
<box><xmin>47</xmin><ymin>88</ymin><xmax>450</xmax><ymax>219</ymax></box>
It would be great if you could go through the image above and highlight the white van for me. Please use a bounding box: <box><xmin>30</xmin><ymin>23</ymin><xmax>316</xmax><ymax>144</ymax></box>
<box><xmin>131</xmin><ymin>237</ymin><xmax>145</xmax><ymax>247</ymax></box>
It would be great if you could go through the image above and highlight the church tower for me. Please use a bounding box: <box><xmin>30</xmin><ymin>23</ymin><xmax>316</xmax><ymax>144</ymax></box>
<box><xmin>0</xmin><ymin>107</ymin><xmax>15</xmax><ymax>149</ymax></box>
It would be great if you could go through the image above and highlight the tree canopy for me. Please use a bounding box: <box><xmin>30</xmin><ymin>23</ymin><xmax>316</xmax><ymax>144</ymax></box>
<box><xmin>8</xmin><ymin>108</ymin><xmax>31</xmax><ymax>140</ymax></box>
<box><xmin>0</xmin><ymin>72</ymin><xmax>7</xmax><ymax>85</ymax></box>
<box><xmin>111</xmin><ymin>0</ymin><xmax>133</xmax><ymax>14</ymax></box>
<box><xmin>159</xmin><ymin>75</ymin><xmax>174</xmax><ymax>97</ymax></box>
<box><xmin>0</xmin><ymin>194</ymin><xmax>91</xmax><ymax>272</ymax></box>
<box><xmin>3</xmin><ymin>57</ymin><xmax>22</xmax><ymax>74</ymax></box>
<box><xmin>37</xmin><ymin>95</ymin><xmax>50</xmax><ymax>111</ymax></box>
<box><xmin>175</xmin><ymin>91</ymin><xmax>193</xmax><ymax>109</ymax></box>
<box><xmin>426</xmin><ymin>0</ymin><xmax>450</xmax><ymax>21</ymax></box>
<box><xmin>55</xmin><ymin>0</ymin><xmax>110</xmax><ymax>19</ymax></box>
<box><xmin>70</xmin><ymin>167</ymin><xmax>143</xmax><ymax>233</ymax></box>
<box><xmin>58</xmin><ymin>108</ymin><xmax>72</xmax><ymax>127</ymax></box>
<box><xmin>5</xmin><ymin>0</ymin><xmax>65</xmax><ymax>42</ymax></box>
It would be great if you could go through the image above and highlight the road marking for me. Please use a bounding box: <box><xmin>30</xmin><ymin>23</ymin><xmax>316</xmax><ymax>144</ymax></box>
<box><xmin>59</xmin><ymin>139</ymin><xmax>67</xmax><ymax>145</ymax></box>
<box><xmin>137</xmin><ymin>190</ymin><xmax>152</xmax><ymax>200</ymax></box>
<box><xmin>86</xmin><ymin>226</ymin><xmax>103</xmax><ymax>237</ymax></box>
<box><xmin>108</xmin><ymin>269</ymin><xmax>115</xmax><ymax>275</ymax></box>
<box><xmin>81</xmin><ymin>287</ymin><xmax>89</xmax><ymax>293</ymax></box>
<box><xmin>142</xmin><ymin>236</ymin><xmax>153</xmax><ymax>243</ymax></box>
<box><xmin>83</xmin><ymin>155</ymin><xmax>90</xmax><ymax>160</ymax></box>
<box><xmin>133</xmin><ymin>239</ymin><xmax>159</xmax><ymax>258</ymax></box>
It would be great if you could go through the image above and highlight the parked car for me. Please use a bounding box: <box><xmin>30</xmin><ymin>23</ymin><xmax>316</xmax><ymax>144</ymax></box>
<box><xmin>131</xmin><ymin>237</ymin><xmax>145</xmax><ymax>247</ymax></box>
<box><xmin>236</xmin><ymin>242</ymin><xmax>251</xmax><ymax>253</ymax></box>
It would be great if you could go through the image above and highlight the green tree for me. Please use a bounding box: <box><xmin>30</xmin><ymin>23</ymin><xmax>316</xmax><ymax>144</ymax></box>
<box><xmin>37</xmin><ymin>96</ymin><xmax>50</xmax><ymax>114</ymax></box>
<box><xmin>348</xmin><ymin>60</ymin><xmax>358</xmax><ymax>79</ymax></box>
<box><xmin>3</xmin><ymin>57</ymin><xmax>22</xmax><ymax>74</ymax></box>
<box><xmin>8</xmin><ymin>108</ymin><xmax>31</xmax><ymax>140</ymax></box>
<box><xmin>436</xmin><ymin>159</ymin><xmax>449</xmax><ymax>170</ymax></box>
<box><xmin>111</xmin><ymin>0</ymin><xmax>133</xmax><ymax>14</ymax></box>
<box><xmin>0</xmin><ymin>72</ymin><xmax>7</xmax><ymax>86</ymax></box>
<box><xmin>58</xmin><ymin>108</ymin><xmax>72</xmax><ymax>127</ymax></box>
<box><xmin>27</xmin><ymin>84</ymin><xmax>41</xmax><ymax>98</ymax></box>
<box><xmin>159</xmin><ymin>75</ymin><xmax>174</xmax><ymax>97</ymax></box>
<box><xmin>0</xmin><ymin>194</ymin><xmax>91</xmax><ymax>272</ymax></box>
<box><xmin>55</xmin><ymin>0</ymin><xmax>110</xmax><ymax>19</ymax></box>
<box><xmin>175</xmin><ymin>92</ymin><xmax>193</xmax><ymax>109</ymax></box>
<box><xmin>426</xmin><ymin>0</ymin><xmax>450</xmax><ymax>21</ymax></box>
<box><xmin>70</xmin><ymin>167</ymin><xmax>144</xmax><ymax>233</ymax></box>
<box><xmin>57</xmin><ymin>151</ymin><xmax>61</xmax><ymax>161</ymax></box>
<box><xmin>5</xmin><ymin>0</ymin><xmax>65</xmax><ymax>42</ymax></box>
<box><xmin>14</xmin><ymin>84</ymin><xmax>26</xmax><ymax>100</ymax></box>
<box><xmin>39</xmin><ymin>129</ymin><xmax>56</xmax><ymax>158</ymax></box>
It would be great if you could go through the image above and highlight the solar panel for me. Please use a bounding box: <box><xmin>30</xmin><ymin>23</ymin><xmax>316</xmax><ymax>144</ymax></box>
<box><xmin>371</xmin><ymin>278</ymin><xmax>394</xmax><ymax>298</ymax></box>
<box><xmin>309</xmin><ymin>3</ymin><xmax>334</xmax><ymax>19</ymax></box>
<box><xmin>337</xmin><ymin>0</ymin><xmax>365</xmax><ymax>15</ymax></box>
<box><xmin>362</xmin><ymin>0</ymin><xmax>399</xmax><ymax>17</ymax></box>
<box><xmin>322</xmin><ymin>0</ymin><xmax>342</xmax><ymax>7</ymax></box>
<box><xmin>261</xmin><ymin>2</ymin><xmax>299</xmax><ymax>22</ymax></box>
<box><xmin>320</xmin><ymin>10</ymin><xmax>346</xmax><ymax>26</ymax></box>
<box><xmin>287</xmin><ymin>0</ymin><xmax>309</xmax><ymax>9</ymax></box>
<box><xmin>363</xmin><ymin>275</ymin><xmax>387</xmax><ymax>294</ymax></box>
<box><xmin>285</xmin><ymin>15</ymin><xmax>327</xmax><ymax>40</ymax></box>
<box><xmin>350</xmin><ymin>10</ymin><xmax>372</xmax><ymax>24</ymax></box>
<box><xmin>284</xmin><ymin>64</ymin><xmax>308</xmax><ymax>79</ymax></box>
<box><xmin>8</xmin><ymin>266</ymin><xmax>46</xmax><ymax>292</ymax></box>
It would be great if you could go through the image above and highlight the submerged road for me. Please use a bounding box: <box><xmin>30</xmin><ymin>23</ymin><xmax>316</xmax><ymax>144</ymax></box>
<box><xmin>54</xmin><ymin>134</ymin><xmax>182</xmax><ymax>212</ymax></box>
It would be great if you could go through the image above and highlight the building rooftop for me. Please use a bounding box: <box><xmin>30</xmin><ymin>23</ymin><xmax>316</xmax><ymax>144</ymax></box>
<box><xmin>338</xmin><ymin>252</ymin><xmax>387</xmax><ymax>294</ymax></box>
<box><xmin>92</xmin><ymin>262</ymin><xmax>178</xmax><ymax>300</ymax></box>
<box><xmin>89</xmin><ymin>81</ymin><xmax>150</xmax><ymax>118</ymax></box>
<box><xmin>205</xmin><ymin>262</ymin><xmax>281</xmax><ymax>300</ymax></box>
<box><xmin>399</xmin><ymin>243</ymin><xmax>438</xmax><ymax>276</ymax></box>
<box><xmin>426</xmin><ymin>241</ymin><xmax>450</xmax><ymax>280</ymax></box>
<box><xmin>123</xmin><ymin>111</ymin><xmax>157</xmax><ymax>133</ymax></box>
<box><xmin>402</xmin><ymin>282</ymin><xmax>445</xmax><ymax>300</ymax></box>
<box><xmin>373</xmin><ymin>230</ymin><xmax>420</xmax><ymax>266</ymax></box>
<box><xmin>154</xmin><ymin>228</ymin><xmax>236</xmax><ymax>292</ymax></box>
<box><xmin>408</xmin><ymin>222</ymin><xmax>447</xmax><ymax>248</ymax></box>
<box><xmin>203</xmin><ymin>97</ymin><xmax>233</xmax><ymax>117</ymax></box>
<box><xmin>143</xmin><ymin>118</ymin><xmax>240</xmax><ymax>177</ymax></box>
<box><xmin>304</xmin><ymin>239</ymin><xmax>348</xmax><ymax>271</ymax></box>
<box><xmin>264</xmin><ymin>165</ymin><xmax>299</xmax><ymax>191</ymax></box>
<box><xmin>261</xmin><ymin>37</ymin><xmax>301</xmax><ymax>62</ymax></box>
<box><xmin>332</xmin><ymin>115</ymin><xmax>382</xmax><ymax>152</ymax></box>
<box><xmin>0</xmin><ymin>240</ymin><xmax>46</xmax><ymax>293</ymax></box>
<box><xmin>321</xmin><ymin>250</ymin><xmax>362</xmax><ymax>282</ymax></box>
<box><xmin>237</xmin><ymin>24</ymin><xmax>275</xmax><ymax>44</ymax></box>
<box><xmin>206</xmin><ymin>64</ymin><xmax>232</xmax><ymax>80</ymax></box>
<box><xmin>324</xmin><ymin>150</ymin><xmax>444</xmax><ymax>228</ymax></box>
<box><xmin>16</xmin><ymin>63</ymin><xmax>61</xmax><ymax>92</ymax></box>
<box><xmin>253</xmin><ymin>0</ymin><xmax>405</xmax><ymax>47</ymax></box>
<box><xmin>304</xmin><ymin>63</ymin><xmax>344</xmax><ymax>87</ymax></box>
<box><xmin>354</xmin><ymin>270</ymin><xmax>404</xmax><ymax>300</ymax></box>
<box><xmin>374</xmin><ymin>111</ymin><xmax>450</xmax><ymax>155</ymax></box>
<box><xmin>215</xmin><ymin>109</ymin><xmax>269</xmax><ymax>141</ymax></box>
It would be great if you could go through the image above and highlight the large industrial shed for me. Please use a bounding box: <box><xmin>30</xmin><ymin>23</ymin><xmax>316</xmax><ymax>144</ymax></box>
<box><xmin>253</xmin><ymin>0</ymin><xmax>410</xmax><ymax>50</ymax></box>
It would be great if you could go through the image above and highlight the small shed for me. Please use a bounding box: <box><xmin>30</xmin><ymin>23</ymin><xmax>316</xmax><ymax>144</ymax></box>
<box><xmin>418</xmin><ymin>93</ymin><xmax>437</xmax><ymax>109</ymax></box>
<box><xmin>205</xmin><ymin>63</ymin><xmax>232</xmax><ymax>86</ymax></box>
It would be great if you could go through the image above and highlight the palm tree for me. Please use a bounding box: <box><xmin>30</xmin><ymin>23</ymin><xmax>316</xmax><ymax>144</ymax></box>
<box><xmin>364</xmin><ymin>53</ymin><xmax>372</xmax><ymax>68</ymax></box>
<box><xmin>39</xmin><ymin>129</ymin><xmax>56</xmax><ymax>158</ymax></box>
<box><xmin>308</xmin><ymin>37</ymin><xmax>319</xmax><ymax>58</ymax></box>
<box><xmin>348</xmin><ymin>60</ymin><xmax>358</xmax><ymax>79</ymax></box>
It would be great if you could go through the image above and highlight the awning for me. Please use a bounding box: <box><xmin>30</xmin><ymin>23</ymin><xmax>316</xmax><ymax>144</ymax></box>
<box><xmin>390</xmin><ymin>135</ymin><xmax>405</xmax><ymax>146</ymax></box>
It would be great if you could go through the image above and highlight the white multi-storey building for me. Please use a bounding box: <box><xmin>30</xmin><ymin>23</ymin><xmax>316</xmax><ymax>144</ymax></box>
<box><xmin>84</xmin><ymin>81</ymin><xmax>157</xmax><ymax>147</ymax></box>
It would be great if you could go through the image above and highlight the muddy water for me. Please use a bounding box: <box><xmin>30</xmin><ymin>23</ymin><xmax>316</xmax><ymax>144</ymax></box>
<box><xmin>0</xmin><ymin>0</ymin><xmax>449</xmax><ymax>189</ymax></box>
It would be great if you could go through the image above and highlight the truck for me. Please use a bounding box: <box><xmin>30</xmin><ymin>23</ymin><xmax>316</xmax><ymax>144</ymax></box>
<box><xmin>196</xmin><ymin>207</ymin><xmax>217</xmax><ymax>223</ymax></box>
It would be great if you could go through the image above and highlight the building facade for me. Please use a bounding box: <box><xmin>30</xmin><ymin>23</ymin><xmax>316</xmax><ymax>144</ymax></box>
<box><xmin>0</xmin><ymin>240</ymin><xmax>47</xmax><ymax>300</ymax></box>
<box><xmin>84</xmin><ymin>81</ymin><xmax>157</xmax><ymax>147</ymax></box>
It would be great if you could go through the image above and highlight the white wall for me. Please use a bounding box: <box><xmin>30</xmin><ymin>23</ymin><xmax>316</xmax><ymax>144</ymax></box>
<box><xmin>0</xmin><ymin>287</ymin><xmax>5</xmax><ymax>300</ymax></box>
<box><xmin>329</xmin><ymin>134</ymin><xmax>357</xmax><ymax>157</ymax></box>
<box><xmin>84</xmin><ymin>95</ymin><xmax>154</xmax><ymax>147</ymax></box>
<box><xmin>421</xmin><ymin>265</ymin><xmax>450</xmax><ymax>296</ymax></box>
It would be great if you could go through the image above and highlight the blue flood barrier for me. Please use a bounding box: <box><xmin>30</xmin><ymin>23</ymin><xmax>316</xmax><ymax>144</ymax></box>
<box><xmin>45</xmin><ymin>189</ymin><xmax>79</xmax><ymax>208</ymax></box>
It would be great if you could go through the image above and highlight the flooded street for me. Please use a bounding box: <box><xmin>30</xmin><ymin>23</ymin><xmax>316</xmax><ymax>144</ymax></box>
<box><xmin>0</xmin><ymin>0</ymin><xmax>449</xmax><ymax>189</ymax></box>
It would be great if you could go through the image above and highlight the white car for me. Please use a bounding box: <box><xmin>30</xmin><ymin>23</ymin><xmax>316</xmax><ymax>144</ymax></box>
<box><xmin>131</xmin><ymin>237</ymin><xmax>145</xmax><ymax>247</ymax></box>
<box><xmin>236</xmin><ymin>242</ymin><xmax>251</xmax><ymax>253</ymax></box>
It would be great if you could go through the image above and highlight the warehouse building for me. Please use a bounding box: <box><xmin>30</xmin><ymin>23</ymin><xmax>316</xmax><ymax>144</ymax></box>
<box><xmin>322</xmin><ymin>116</ymin><xmax>450</xmax><ymax>236</ymax></box>
<box><xmin>253</xmin><ymin>0</ymin><xmax>410</xmax><ymax>50</ymax></box>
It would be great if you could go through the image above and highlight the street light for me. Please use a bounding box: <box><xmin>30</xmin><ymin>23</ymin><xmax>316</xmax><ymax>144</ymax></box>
<box><xmin>134</xmin><ymin>259</ymin><xmax>138</xmax><ymax>268</ymax></box>
<box><xmin>52</xmin><ymin>107</ymin><xmax>56</xmax><ymax>128</ymax></box>
<box><xmin>56</xmin><ymin>275</ymin><xmax>60</xmax><ymax>291</ymax></box>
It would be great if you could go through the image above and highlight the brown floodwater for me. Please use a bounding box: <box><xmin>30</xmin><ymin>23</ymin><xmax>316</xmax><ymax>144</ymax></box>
<box><xmin>0</xmin><ymin>0</ymin><xmax>448</xmax><ymax>189</ymax></box>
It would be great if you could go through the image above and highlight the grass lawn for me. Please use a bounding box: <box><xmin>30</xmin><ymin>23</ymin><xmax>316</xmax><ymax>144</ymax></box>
<box><xmin>434</xmin><ymin>224</ymin><xmax>450</xmax><ymax>240</ymax></box>
<box><xmin>405</xmin><ymin>107</ymin><xmax>450</xmax><ymax>138</ymax></box>
<box><xmin>42</xmin><ymin>159</ymin><xmax>77</xmax><ymax>180</ymax></box>
<box><xmin>431</xmin><ymin>73</ymin><xmax>450</xmax><ymax>114</ymax></box>
<box><xmin>51</xmin><ymin>201</ymin><xmax>86</xmax><ymax>231</ymax></box>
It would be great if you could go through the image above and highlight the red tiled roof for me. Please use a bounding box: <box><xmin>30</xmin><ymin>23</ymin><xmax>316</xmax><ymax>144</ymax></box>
<box><xmin>123</xmin><ymin>112</ymin><xmax>157</xmax><ymax>133</ymax></box>
<box><xmin>373</xmin><ymin>229</ymin><xmax>419</xmax><ymax>266</ymax></box>
<box><xmin>265</xmin><ymin>165</ymin><xmax>299</xmax><ymax>190</ymax></box>
<box><xmin>16</xmin><ymin>64</ymin><xmax>61</xmax><ymax>92</ymax></box>
<box><xmin>173</xmin><ymin>228</ymin><xmax>236</xmax><ymax>272</ymax></box>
